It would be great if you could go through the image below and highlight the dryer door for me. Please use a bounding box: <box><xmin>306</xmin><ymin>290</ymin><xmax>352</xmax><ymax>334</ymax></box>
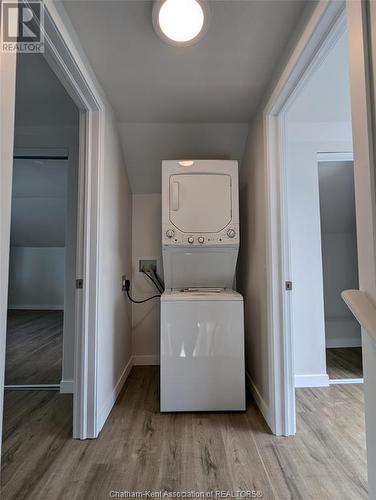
<box><xmin>169</xmin><ymin>173</ymin><xmax>232</xmax><ymax>233</ymax></box>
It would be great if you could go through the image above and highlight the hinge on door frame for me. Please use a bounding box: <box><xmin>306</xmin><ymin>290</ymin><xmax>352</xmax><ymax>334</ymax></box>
<box><xmin>76</xmin><ymin>279</ymin><xmax>83</xmax><ymax>289</ymax></box>
<box><xmin>285</xmin><ymin>281</ymin><xmax>293</xmax><ymax>291</ymax></box>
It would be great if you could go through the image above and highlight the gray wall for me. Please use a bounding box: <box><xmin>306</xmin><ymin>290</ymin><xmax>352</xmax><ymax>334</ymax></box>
<box><xmin>8</xmin><ymin>247</ymin><xmax>65</xmax><ymax>308</ymax></box>
<box><xmin>8</xmin><ymin>157</ymin><xmax>68</xmax><ymax>309</ymax></box>
<box><xmin>319</xmin><ymin>160</ymin><xmax>361</xmax><ymax>347</ymax></box>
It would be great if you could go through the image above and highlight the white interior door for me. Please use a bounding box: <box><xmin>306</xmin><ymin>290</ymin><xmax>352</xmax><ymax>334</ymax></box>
<box><xmin>346</xmin><ymin>2</ymin><xmax>376</xmax><ymax>498</ymax></box>
<box><xmin>169</xmin><ymin>173</ymin><xmax>232</xmax><ymax>233</ymax></box>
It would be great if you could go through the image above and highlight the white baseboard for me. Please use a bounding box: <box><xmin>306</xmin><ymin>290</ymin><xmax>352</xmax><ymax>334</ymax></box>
<box><xmin>245</xmin><ymin>370</ymin><xmax>273</xmax><ymax>430</ymax></box>
<box><xmin>60</xmin><ymin>379</ymin><xmax>74</xmax><ymax>394</ymax></box>
<box><xmin>97</xmin><ymin>356</ymin><xmax>133</xmax><ymax>433</ymax></box>
<box><xmin>8</xmin><ymin>304</ymin><xmax>64</xmax><ymax>311</ymax></box>
<box><xmin>326</xmin><ymin>339</ymin><xmax>362</xmax><ymax>348</ymax></box>
<box><xmin>295</xmin><ymin>373</ymin><xmax>330</xmax><ymax>388</ymax></box>
<box><xmin>329</xmin><ymin>378</ymin><xmax>364</xmax><ymax>385</ymax></box>
<box><xmin>133</xmin><ymin>354</ymin><xmax>160</xmax><ymax>366</ymax></box>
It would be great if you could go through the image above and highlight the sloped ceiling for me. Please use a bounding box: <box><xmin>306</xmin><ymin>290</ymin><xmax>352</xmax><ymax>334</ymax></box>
<box><xmin>118</xmin><ymin>122</ymin><xmax>249</xmax><ymax>192</ymax></box>
<box><xmin>15</xmin><ymin>53</ymin><xmax>78</xmax><ymax>127</ymax></box>
<box><xmin>62</xmin><ymin>0</ymin><xmax>308</xmax><ymax>193</ymax></box>
<box><xmin>288</xmin><ymin>30</ymin><xmax>351</xmax><ymax>124</ymax></box>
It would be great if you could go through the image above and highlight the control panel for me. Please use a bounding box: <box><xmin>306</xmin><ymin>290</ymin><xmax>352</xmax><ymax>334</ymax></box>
<box><xmin>162</xmin><ymin>224</ymin><xmax>239</xmax><ymax>246</ymax></box>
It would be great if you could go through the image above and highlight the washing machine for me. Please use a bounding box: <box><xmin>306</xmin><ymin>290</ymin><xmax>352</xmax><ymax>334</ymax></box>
<box><xmin>160</xmin><ymin>289</ymin><xmax>245</xmax><ymax>412</ymax></box>
<box><xmin>160</xmin><ymin>159</ymin><xmax>245</xmax><ymax>412</ymax></box>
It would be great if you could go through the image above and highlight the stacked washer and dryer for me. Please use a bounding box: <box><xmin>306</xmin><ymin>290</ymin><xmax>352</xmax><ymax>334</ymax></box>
<box><xmin>160</xmin><ymin>159</ymin><xmax>245</xmax><ymax>412</ymax></box>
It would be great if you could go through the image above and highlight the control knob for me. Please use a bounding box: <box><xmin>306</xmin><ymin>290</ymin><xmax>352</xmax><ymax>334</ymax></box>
<box><xmin>198</xmin><ymin>236</ymin><xmax>204</xmax><ymax>244</ymax></box>
<box><xmin>166</xmin><ymin>229</ymin><xmax>175</xmax><ymax>239</ymax></box>
<box><xmin>188</xmin><ymin>236</ymin><xmax>194</xmax><ymax>244</ymax></box>
<box><xmin>227</xmin><ymin>229</ymin><xmax>236</xmax><ymax>239</ymax></box>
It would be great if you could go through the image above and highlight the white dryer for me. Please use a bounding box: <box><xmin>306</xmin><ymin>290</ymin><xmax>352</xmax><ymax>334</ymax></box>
<box><xmin>160</xmin><ymin>160</ymin><xmax>245</xmax><ymax>412</ymax></box>
<box><xmin>162</xmin><ymin>159</ymin><xmax>239</xmax><ymax>289</ymax></box>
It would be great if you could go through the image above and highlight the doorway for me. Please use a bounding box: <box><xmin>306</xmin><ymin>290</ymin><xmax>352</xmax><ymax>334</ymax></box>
<box><xmin>1</xmin><ymin>52</ymin><xmax>80</xmax><ymax>481</ymax></box>
<box><xmin>6</xmin><ymin>152</ymin><xmax>71</xmax><ymax>391</ymax></box>
<box><xmin>263</xmin><ymin>2</ymin><xmax>367</xmax><ymax>436</ymax></box>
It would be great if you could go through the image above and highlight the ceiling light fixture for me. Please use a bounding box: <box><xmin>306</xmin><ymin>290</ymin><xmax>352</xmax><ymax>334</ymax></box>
<box><xmin>153</xmin><ymin>0</ymin><xmax>210</xmax><ymax>47</ymax></box>
<box><xmin>178</xmin><ymin>160</ymin><xmax>195</xmax><ymax>167</ymax></box>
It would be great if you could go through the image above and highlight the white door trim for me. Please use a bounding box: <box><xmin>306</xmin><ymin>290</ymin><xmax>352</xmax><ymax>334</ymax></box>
<box><xmin>264</xmin><ymin>1</ymin><xmax>346</xmax><ymax>436</ymax></box>
<box><xmin>41</xmin><ymin>3</ymin><xmax>105</xmax><ymax>439</ymax></box>
<box><xmin>317</xmin><ymin>151</ymin><xmax>354</xmax><ymax>162</ymax></box>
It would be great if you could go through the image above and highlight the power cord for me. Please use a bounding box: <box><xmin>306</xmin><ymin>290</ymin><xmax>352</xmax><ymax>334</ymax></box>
<box><xmin>142</xmin><ymin>269</ymin><xmax>164</xmax><ymax>294</ymax></box>
<box><xmin>150</xmin><ymin>268</ymin><xmax>165</xmax><ymax>292</ymax></box>
<box><xmin>124</xmin><ymin>278</ymin><xmax>161</xmax><ymax>304</ymax></box>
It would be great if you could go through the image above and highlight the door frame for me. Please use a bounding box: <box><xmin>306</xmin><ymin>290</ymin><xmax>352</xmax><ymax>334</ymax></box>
<box><xmin>34</xmin><ymin>2</ymin><xmax>104</xmax><ymax>439</ymax></box>
<box><xmin>263</xmin><ymin>0</ymin><xmax>347</xmax><ymax>436</ymax></box>
<box><xmin>0</xmin><ymin>1</ymin><xmax>104</xmax><ymax>440</ymax></box>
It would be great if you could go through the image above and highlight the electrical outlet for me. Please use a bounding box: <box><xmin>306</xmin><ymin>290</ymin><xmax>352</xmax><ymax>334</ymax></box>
<box><xmin>139</xmin><ymin>259</ymin><xmax>157</xmax><ymax>273</ymax></box>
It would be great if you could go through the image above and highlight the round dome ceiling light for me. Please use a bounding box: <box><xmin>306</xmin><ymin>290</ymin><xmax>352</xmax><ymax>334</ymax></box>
<box><xmin>153</xmin><ymin>0</ymin><xmax>210</xmax><ymax>47</ymax></box>
<box><xmin>178</xmin><ymin>160</ymin><xmax>195</xmax><ymax>167</ymax></box>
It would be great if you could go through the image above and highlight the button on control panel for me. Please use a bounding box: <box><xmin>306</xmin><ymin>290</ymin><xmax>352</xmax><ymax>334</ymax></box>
<box><xmin>198</xmin><ymin>236</ymin><xmax>204</xmax><ymax>244</ymax></box>
<box><xmin>166</xmin><ymin>229</ymin><xmax>175</xmax><ymax>239</ymax></box>
<box><xmin>188</xmin><ymin>236</ymin><xmax>194</xmax><ymax>244</ymax></box>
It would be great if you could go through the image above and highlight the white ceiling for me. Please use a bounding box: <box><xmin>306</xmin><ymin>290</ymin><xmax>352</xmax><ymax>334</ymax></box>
<box><xmin>61</xmin><ymin>0</ymin><xmax>307</xmax><ymax>193</ymax></box>
<box><xmin>318</xmin><ymin>161</ymin><xmax>356</xmax><ymax>234</ymax></box>
<box><xmin>63</xmin><ymin>0</ymin><xmax>307</xmax><ymax>123</ymax></box>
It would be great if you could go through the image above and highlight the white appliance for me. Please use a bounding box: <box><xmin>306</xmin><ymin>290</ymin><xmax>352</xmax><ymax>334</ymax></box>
<box><xmin>162</xmin><ymin>159</ymin><xmax>239</xmax><ymax>289</ymax></box>
<box><xmin>160</xmin><ymin>159</ymin><xmax>245</xmax><ymax>412</ymax></box>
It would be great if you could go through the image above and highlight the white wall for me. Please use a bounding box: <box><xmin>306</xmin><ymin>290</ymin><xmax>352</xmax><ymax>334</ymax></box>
<box><xmin>131</xmin><ymin>194</ymin><xmax>162</xmax><ymax>364</ymax></box>
<box><xmin>285</xmin><ymin>129</ymin><xmax>353</xmax><ymax>387</ymax></box>
<box><xmin>238</xmin><ymin>118</ymin><xmax>270</xmax><ymax>410</ymax></box>
<box><xmin>97</xmin><ymin>109</ymin><xmax>133</xmax><ymax>429</ymax></box>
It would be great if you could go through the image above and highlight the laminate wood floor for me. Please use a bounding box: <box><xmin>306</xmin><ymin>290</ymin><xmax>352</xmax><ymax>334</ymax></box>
<box><xmin>326</xmin><ymin>347</ymin><xmax>363</xmax><ymax>379</ymax></box>
<box><xmin>1</xmin><ymin>366</ymin><xmax>367</xmax><ymax>500</ymax></box>
<box><xmin>5</xmin><ymin>310</ymin><xmax>63</xmax><ymax>385</ymax></box>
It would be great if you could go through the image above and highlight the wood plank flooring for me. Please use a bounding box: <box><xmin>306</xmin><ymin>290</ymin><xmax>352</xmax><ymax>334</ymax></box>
<box><xmin>1</xmin><ymin>366</ymin><xmax>367</xmax><ymax>500</ymax></box>
<box><xmin>326</xmin><ymin>347</ymin><xmax>363</xmax><ymax>380</ymax></box>
<box><xmin>5</xmin><ymin>310</ymin><xmax>63</xmax><ymax>385</ymax></box>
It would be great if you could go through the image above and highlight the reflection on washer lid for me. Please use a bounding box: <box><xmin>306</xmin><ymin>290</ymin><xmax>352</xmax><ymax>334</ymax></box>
<box><xmin>161</xmin><ymin>289</ymin><xmax>243</xmax><ymax>302</ymax></box>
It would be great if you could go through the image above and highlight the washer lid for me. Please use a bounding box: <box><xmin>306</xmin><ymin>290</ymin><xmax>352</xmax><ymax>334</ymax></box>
<box><xmin>169</xmin><ymin>173</ymin><xmax>232</xmax><ymax>233</ymax></box>
<box><xmin>161</xmin><ymin>289</ymin><xmax>243</xmax><ymax>302</ymax></box>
